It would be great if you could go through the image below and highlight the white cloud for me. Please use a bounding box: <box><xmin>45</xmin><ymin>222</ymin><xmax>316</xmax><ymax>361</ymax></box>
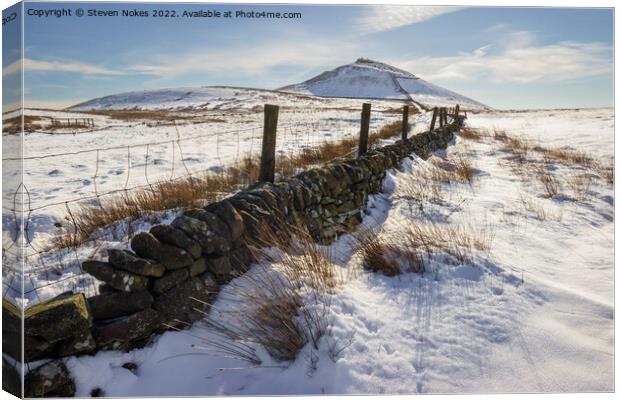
<box><xmin>390</xmin><ymin>40</ymin><xmax>612</xmax><ymax>83</ymax></box>
<box><xmin>127</xmin><ymin>39</ymin><xmax>360</xmax><ymax>86</ymax></box>
<box><xmin>2</xmin><ymin>59</ymin><xmax>21</xmax><ymax>77</ymax></box>
<box><xmin>25</xmin><ymin>58</ymin><xmax>124</xmax><ymax>75</ymax></box>
<box><xmin>3</xmin><ymin>58</ymin><xmax>127</xmax><ymax>77</ymax></box>
<box><xmin>355</xmin><ymin>5</ymin><xmax>462</xmax><ymax>34</ymax></box>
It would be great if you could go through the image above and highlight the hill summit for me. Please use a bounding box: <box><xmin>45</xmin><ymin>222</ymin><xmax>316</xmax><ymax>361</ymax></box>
<box><xmin>279</xmin><ymin>58</ymin><xmax>488</xmax><ymax>109</ymax></box>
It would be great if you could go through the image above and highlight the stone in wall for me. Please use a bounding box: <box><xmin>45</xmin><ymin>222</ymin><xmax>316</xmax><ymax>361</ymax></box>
<box><xmin>153</xmin><ymin>277</ymin><xmax>213</xmax><ymax>324</ymax></box>
<box><xmin>87</xmin><ymin>291</ymin><xmax>154</xmax><ymax>320</ymax></box>
<box><xmin>93</xmin><ymin>308</ymin><xmax>162</xmax><ymax>348</ymax></box>
<box><xmin>83</xmin><ymin>261</ymin><xmax>149</xmax><ymax>292</ymax></box>
<box><xmin>150</xmin><ymin>224</ymin><xmax>202</xmax><ymax>259</ymax></box>
<box><xmin>24</xmin><ymin>293</ymin><xmax>91</xmax><ymax>344</ymax></box>
<box><xmin>107</xmin><ymin>249</ymin><xmax>166</xmax><ymax>277</ymax></box>
<box><xmin>204</xmin><ymin>200</ymin><xmax>245</xmax><ymax>241</ymax></box>
<box><xmin>130</xmin><ymin>233</ymin><xmax>195</xmax><ymax>270</ymax></box>
<box><xmin>152</xmin><ymin>269</ymin><xmax>189</xmax><ymax>294</ymax></box>
<box><xmin>24</xmin><ymin>359</ymin><xmax>75</xmax><ymax>397</ymax></box>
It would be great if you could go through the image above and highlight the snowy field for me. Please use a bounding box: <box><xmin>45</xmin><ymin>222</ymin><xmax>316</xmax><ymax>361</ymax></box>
<box><xmin>53</xmin><ymin>107</ymin><xmax>613</xmax><ymax>395</ymax></box>
<box><xmin>3</xmin><ymin>95</ymin><xmax>420</xmax><ymax>305</ymax></box>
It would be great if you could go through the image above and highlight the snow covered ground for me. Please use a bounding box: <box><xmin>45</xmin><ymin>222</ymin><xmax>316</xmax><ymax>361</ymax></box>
<box><xmin>60</xmin><ymin>107</ymin><xmax>613</xmax><ymax>395</ymax></box>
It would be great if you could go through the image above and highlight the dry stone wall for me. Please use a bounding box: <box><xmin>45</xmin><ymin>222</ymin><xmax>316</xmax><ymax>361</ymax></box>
<box><xmin>2</xmin><ymin>121</ymin><xmax>461</xmax><ymax>397</ymax></box>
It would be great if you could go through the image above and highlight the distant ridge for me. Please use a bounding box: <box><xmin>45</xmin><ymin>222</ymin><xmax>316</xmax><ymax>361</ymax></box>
<box><xmin>68</xmin><ymin>58</ymin><xmax>489</xmax><ymax>111</ymax></box>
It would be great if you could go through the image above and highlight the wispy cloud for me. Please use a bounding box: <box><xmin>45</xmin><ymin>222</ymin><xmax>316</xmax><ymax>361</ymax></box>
<box><xmin>391</xmin><ymin>39</ymin><xmax>612</xmax><ymax>83</ymax></box>
<box><xmin>2</xmin><ymin>59</ymin><xmax>21</xmax><ymax>77</ymax></box>
<box><xmin>355</xmin><ymin>5</ymin><xmax>462</xmax><ymax>34</ymax></box>
<box><xmin>127</xmin><ymin>38</ymin><xmax>360</xmax><ymax>87</ymax></box>
<box><xmin>3</xmin><ymin>58</ymin><xmax>127</xmax><ymax>77</ymax></box>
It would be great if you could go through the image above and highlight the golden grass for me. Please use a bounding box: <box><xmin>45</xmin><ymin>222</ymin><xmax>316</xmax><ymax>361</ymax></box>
<box><xmin>518</xmin><ymin>192</ymin><xmax>563</xmax><ymax>222</ymax></box>
<box><xmin>403</xmin><ymin>220</ymin><xmax>494</xmax><ymax>265</ymax></box>
<box><xmin>431</xmin><ymin>156</ymin><xmax>477</xmax><ymax>184</ymax></box>
<box><xmin>355</xmin><ymin>230</ymin><xmax>402</xmax><ymax>276</ymax></box>
<box><xmin>543</xmin><ymin>148</ymin><xmax>594</xmax><ymax>168</ymax></box>
<box><xmin>458</xmin><ymin>127</ymin><xmax>486</xmax><ymax>141</ymax></box>
<box><xmin>596</xmin><ymin>163</ymin><xmax>614</xmax><ymax>185</ymax></box>
<box><xmin>453</xmin><ymin>156</ymin><xmax>476</xmax><ymax>183</ymax></box>
<box><xmin>532</xmin><ymin>165</ymin><xmax>561</xmax><ymax>198</ymax></box>
<box><xmin>354</xmin><ymin>228</ymin><xmax>425</xmax><ymax>276</ymax></box>
<box><xmin>2</xmin><ymin>115</ymin><xmax>44</xmax><ymax>134</ymax></box>
<box><xmin>493</xmin><ymin>129</ymin><xmax>509</xmax><ymax>142</ymax></box>
<box><xmin>492</xmin><ymin>129</ymin><xmax>611</xmax><ymax>201</ymax></box>
<box><xmin>566</xmin><ymin>172</ymin><xmax>593</xmax><ymax>201</ymax></box>
<box><xmin>53</xmin><ymin>170</ymin><xmax>251</xmax><ymax>249</ymax></box>
<box><xmin>394</xmin><ymin>166</ymin><xmax>444</xmax><ymax>211</ymax></box>
<box><xmin>188</xmin><ymin>220</ymin><xmax>338</xmax><ymax>363</ymax></box>
<box><xmin>252</xmin><ymin>219</ymin><xmax>343</xmax><ymax>292</ymax></box>
<box><xmin>394</xmin><ymin>154</ymin><xmax>477</xmax><ymax>214</ymax></box>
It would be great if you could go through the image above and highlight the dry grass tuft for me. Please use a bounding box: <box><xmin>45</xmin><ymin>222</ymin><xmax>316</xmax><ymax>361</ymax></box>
<box><xmin>492</xmin><ymin>129</ymin><xmax>612</xmax><ymax>200</ymax></box>
<box><xmin>395</xmin><ymin>155</ymin><xmax>476</xmax><ymax>214</ymax></box>
<box><xmin>52</xmin><ymin>171</ymin><xmax>250</xmax><ymax>249</ymax></box>
<box><xmin>403</xmin><ymin>220</ymin><xmax>494</xmax><ymax>265</ymax></box>
<box><xmin>354</xmin><ymin>228</ymin><xmax>425</xmax><ymax>276</ymax></box>
<box><xmin>596</xmin><ymin>163</ymin><xmax>614</xmax><ymax>185</ymax></box>
<box><xmin>518</xmin><ymin>192</ymin><xmax>563</xmax><ymax>221</ymax></box>
<box><xmin>253</xmin><ymin>220</ymin><xmax>342</xmax><ymax>292</ymax></box>
<box><xmin>500</xmin><ymin>137</ymin><xmax>530</xmax><ymax>165</ymax></box>
<box><xmin>190</xmin><ymin>220</ymin><xmax>338</xmax><ymax>364</ymax></box>
<box><xmin>431</xmin><ymin>156</ymin><xmax>477</xmax><ymax>184</ymax></box>
<box><xmin>493</xmin><ymin>129</ymin><xmax>510</xmax><ymax>142</ymax></box>
<box><xmin>453</xmin><ymin>156</ymin><xmax>476</xmax><ymax>183</ymax></box>
<box><xmin>543</xmin><ymin>148</ymin><xmax>594</xmax><ymax>168</ymax></box>
<box><xmin>2</xmin><ymin>115</ymin><xmax>45</xmax><ymax>134</ymax></box>
<box><xmin>355</xmin><ymin>230</ymin><xmax>402</xmax><ymax>276</ymax></box>
<box><xmin>394</xmin><ymin>166</ymin><xmax>444</xmax><ymax>212</ymax></box>
<box><xmin>458</xmin><ymin>128</ymin><xmax>486</xmax><ymax>141</ymax></box>
<box><xmin>566</xmin><ymin>172</ymin><xmax>593</xmax><ymax>201</ymax></box>
<box><xmin>533</xmin><ymin>165</ymin><xmax>561</xmax><ymax>198</ymax></box>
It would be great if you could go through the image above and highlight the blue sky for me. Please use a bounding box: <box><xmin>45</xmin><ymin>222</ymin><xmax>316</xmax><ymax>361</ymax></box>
<box><xmin>2</xmin><ymin>3</ymin><xmax>614</xmax><ymax>110</ymax></box>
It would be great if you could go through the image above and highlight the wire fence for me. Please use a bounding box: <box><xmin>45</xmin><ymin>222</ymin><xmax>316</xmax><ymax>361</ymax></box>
<box><xmin>2</xmin><ymin>105</ymin><xmax>407</xmax><ymax>304</ymax></box>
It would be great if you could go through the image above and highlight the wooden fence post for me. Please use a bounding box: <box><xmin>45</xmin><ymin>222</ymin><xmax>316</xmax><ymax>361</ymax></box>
<box><xmin>439</xmin><ymin>108</ymin><xmax>445</xmax><ymax>127</ymax></box>
<box><xmin>401</xmin><ymin>105</ymin><xmax>409</xmax><ymax>140</ymax></box>
<box><xmin>258</xmin><ymin>104</ymin><xmax>279</xmax><ymax>183</ymax></box>
<box><xmin>454</xmin><ymin>105</ymin><xmax>460</xmax><ymax>124</ymax></box>
<box><xmin>358</xmin><ymin>103</ymin><xmax>371</xmax><ymax>157</ymax></box>
<box><xmin>430</xmin><ymin>107</ymin><xmax>438</xmax><ymax>131</ymax></box>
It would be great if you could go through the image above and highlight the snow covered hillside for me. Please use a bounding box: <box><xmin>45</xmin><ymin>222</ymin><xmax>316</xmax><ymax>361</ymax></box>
<box><xmin>64</xmin><ymin>108</ymin><xmax>613</xmax><ymax>395</ymax></box>
<box><xmin>67</xmin><ymin>86</ymin><xmax>413</xmax><ymax>113</ymax></box>
<box><xmin>279</xmin><ymin>58</ymin><xmax>489</xmax><ymax>110</ymax></box>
